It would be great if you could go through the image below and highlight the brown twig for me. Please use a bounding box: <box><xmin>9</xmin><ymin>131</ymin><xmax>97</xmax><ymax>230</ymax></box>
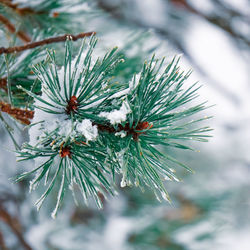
<box><xmin>0</xmin><ymin>101</ymin><xmax>34</xmax><ymax>125</ymax></box>
<box><xmin>95</xmin><ymin>121</ymin><xmax>153</xmax><ymax>141</ymax></box>
<box><xmin>0</xmin><ymin>78</ymin><xmax>7</xmax><ymax>91</ymax></box>
<box><xmin>0</xmin><ymin>0</ymin><xmax>44</xmax><ymax>16</ymax></box>
<box><xmin>0</xmin><ymin>31</ymin><xmax>96</xmax><ymax>55</ymax></box>
<box><xmin>0</xmin><ymin>230</ymin><xmax>8</xmax><ymax>250</ymax></box>
<box><xmin>0</xmin><ymin>206</ymin><xmax>32</xmax><ymax>250</ymax></box>
<box><xmin>0</xmin><ymin>14</ymin><xmax>31</xmax><ymax>43</ymax></box>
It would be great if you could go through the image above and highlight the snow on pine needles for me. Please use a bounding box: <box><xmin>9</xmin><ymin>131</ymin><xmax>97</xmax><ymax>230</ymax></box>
<box><xmin>16</xmin><ymin>36</ymin><xmax>211</xmax><ymax>216</ymax></box>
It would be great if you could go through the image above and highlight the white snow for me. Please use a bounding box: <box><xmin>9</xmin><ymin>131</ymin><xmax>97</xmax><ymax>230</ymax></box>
<box><xmin>28</xmin><ymin>39</ymin><xmax>101</xmax><ymax>148</ymax></box>
<box><xmin>129</xmin><ymin>73</ymin><xmax>140</xmax><ymax>90</ymax></box>
<box><xmin>57</xmin><ymin>43</ymin><xmax>99</xmax><ymax>98</ymax></box>
<box><xmin>110</xmin><ymin>88</ymin><xmax>130</xmax><ymax>99</ymax></box>
<box><xmin>120</xmin><ymin>178</ymin><xmax>127</xmax><ymax>188</ymax></box>
<box><xmin>99</xmin><ymin>100</ymin><xmax>131</xmax><ymax>125</ymax></box>
<box><xmin>115</xmin><ymin>131</ymin><xmax>127</xmax><ymax>138</ymax></box>
<box><xmin>76</xmin><ymin>119</ymin><xmax>98</xmax><ymax>142</ymax></box>
<box><xmin>29</xmin><ymin>112</ymin><xmax>71</xmax><ymax>147</ymax></box>
<box><xmin>54</xmin><ymin>119</ymin><xmax>73</xmax><ymax>137</ymax></box>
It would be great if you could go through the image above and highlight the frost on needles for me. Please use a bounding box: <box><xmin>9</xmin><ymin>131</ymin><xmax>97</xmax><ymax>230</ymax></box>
<box><xmin>15</xmin><ymin>36</ymin><xmax>211</xmax><ymax>217</ymax></box>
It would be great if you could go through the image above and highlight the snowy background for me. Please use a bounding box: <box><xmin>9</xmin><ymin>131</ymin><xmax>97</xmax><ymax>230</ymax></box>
<box><xmin>0</xmin><ymin>0</ymin><xmax>250</xmax><ymax>249</ymax></box>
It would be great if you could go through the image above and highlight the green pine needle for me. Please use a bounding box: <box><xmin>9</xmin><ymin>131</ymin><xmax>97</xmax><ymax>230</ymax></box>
<box><xmin>14</xmin><ymin>37</ymin><xmax>211</xmax><ymax>216</ymax></box>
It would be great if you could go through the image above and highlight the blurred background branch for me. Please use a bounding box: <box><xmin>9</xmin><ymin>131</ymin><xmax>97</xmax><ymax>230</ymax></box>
<box><xmin>96</xmin><ymin>0</ymin><xmax>249</xmax><ymax>104</ymax></box>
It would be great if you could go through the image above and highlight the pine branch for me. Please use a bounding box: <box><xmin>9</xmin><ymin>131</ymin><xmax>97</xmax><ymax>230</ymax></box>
<box><xmin>95</xmin><ymin>121</ymin><xmax>154</xmax><ymax>141</ymax></box>
<box><xmin>14</xmin><ymin>38</ymin><xmax>211</xmax><ymax>216</ymax></box>
<box><xmin>0</xmin><ymin>31</ymin><xmax>96</xmax><ymax>55</ymax></box>
<box><xmin>0</xmin><ymin>14</ymin><xmax>31</xmax><ymax>43</ymax></box>
<box><xmin>0</xmin><ymin>101</ymin><xmax>34</xmax><ymax>125</ymax></box>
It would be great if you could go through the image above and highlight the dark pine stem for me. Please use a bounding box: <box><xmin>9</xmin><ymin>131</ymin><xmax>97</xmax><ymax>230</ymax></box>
<box><xmin>0</xmin><ymin>101</ymin><xmax>34</xmax><ymax>125</ymax></box>
<box><xmin>0</xmin><ymin>32</ymin><xmax>96</xmax><ymax>55</ymax></box>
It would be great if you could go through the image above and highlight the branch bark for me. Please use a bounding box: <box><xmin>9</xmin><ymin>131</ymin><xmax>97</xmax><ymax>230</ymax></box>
<box><xmin>0</xmin><ymin>31</ymin><xmax>96</xmax><ymax>55</ymax></box>
<box><xmin>0</xmin><ymin>0</ymin><xmax>44</xmax><ymax>15</ymax></box>
<box><xmin>0</xmin><ymin>78</ymin><xmax>7</xmax><ymax>91</ymax></box>
<box><xmin>0</xmin><ymin>101</ymin><xmax>34</xmax><ymax>125</ymax></box>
